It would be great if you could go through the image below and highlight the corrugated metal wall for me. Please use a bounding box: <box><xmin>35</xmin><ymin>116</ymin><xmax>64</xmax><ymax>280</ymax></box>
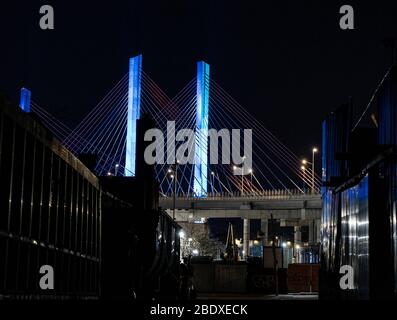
<box><xmin>321</xmin><ymin>65</ymin><xmax>397</xmax><ymax>299</ymax></box>
<box><xmin>340</xmin><ymin>175</ymin><xmax>369</xmax><ymax>299</ymax></box>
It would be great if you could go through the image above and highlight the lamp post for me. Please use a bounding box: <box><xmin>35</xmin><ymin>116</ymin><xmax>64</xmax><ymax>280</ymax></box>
<box><xmin>241</xmin><ymin>167</ymin><xmax>244</xmax><ymax>196</ymax></box>
<box><xmin>312</xmin><ymin>148</ymin><xmax>318</xmax><ymax>193</ymax></box>
<box><xmin>210</xmin><ymin>171</ymin><xmax>214</xmax><ymax>194</ymax></box>
<box><xmin>233</xmin><ymin>165</ymin><xmax>239</xmax><ymax>195</ymax></box>
<box><xmin>249</xmin><ymin>169</ymin><xmax>253</xmax><ymax>193</ymax></box>
<box><xmin>241</xmin><ymin>156</ymin><xmax>246</xmax><ymax>196</ymax></box>
<box><xmin>301</xmin><ymin>165</ymin><xmax>306</xmax><ymax>191</ymax></box>
<box><xmin>168</xmin><ymin>161</ymin><xmax>178</xmax><ymax>220</ymax></box>
<box><xmin>234</xmin><ymin>158</ymin><xmax>246</xmax><ymax>196</ymax></box>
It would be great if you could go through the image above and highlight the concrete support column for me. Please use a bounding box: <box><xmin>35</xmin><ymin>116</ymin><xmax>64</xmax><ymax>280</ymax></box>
<box><xmin>308</xmin><ymin>220</ymin><xmax>315</xmax><ymax>245</ymax></box>
<box><xmin>243</xmin><ymin>219</ymin><xmax>250</xmax><ymax>260</ymax></box>
<box><xmin>315</xmin><ymin>219</ymin><xmax>321</xmax><ymax>244</ymax></box>
<box><xmin>260</xmin><ymin>219</ymin><xmax>268</xmax><ymax>246</ymax></box>
<box><xmin>294</xmin><ymin>226</ymin><xmax>301</xmax><ymax>246</ymax></box>
<box><xmin>294</xmin><ymin>225</ymin><xmax>301</xmax><ymax>263</ymax></box>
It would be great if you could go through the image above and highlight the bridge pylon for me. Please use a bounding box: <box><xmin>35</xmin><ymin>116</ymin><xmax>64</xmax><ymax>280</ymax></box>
<box><xmin>193</xmin><ymin>61</ymin><xmax>210</xmax><ymax>197</ymax></box>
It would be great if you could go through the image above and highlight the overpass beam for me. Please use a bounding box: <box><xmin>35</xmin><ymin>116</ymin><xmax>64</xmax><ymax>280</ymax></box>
<box><xmin>243</xmin><ymin>219</ymin><xmax>250</xmax><ymax>260</ymax></box>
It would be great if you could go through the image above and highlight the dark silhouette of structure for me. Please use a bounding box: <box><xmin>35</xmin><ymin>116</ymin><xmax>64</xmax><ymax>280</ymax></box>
<box><xmin>321</xmin><ymin>65</ymin><xmax>397</xmax><ymax>299</ymax></box>
<box><xmin>0</xmin><ymin>99</ymin><xmax>180</xmax><ymax>299</ymax></box>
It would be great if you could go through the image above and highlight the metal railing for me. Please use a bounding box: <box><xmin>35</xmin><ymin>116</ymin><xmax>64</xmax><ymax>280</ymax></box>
<box><xmin>161</xmin><ymin>189</ymin><xmax>321</xmax><ymax>201</ymax></box>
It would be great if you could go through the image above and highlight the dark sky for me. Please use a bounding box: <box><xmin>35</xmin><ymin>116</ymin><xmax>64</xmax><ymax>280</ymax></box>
<box><xmin>1</xmin><ymin>0</ymin><xmax>397</xmax><ymax>162</ymax></box>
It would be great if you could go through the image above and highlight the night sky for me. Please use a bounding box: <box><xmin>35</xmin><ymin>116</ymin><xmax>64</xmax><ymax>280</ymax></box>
<box><xmin>1</xmin><ymin>0</ymin><xmax>397</xmax><ymax>169</ymax></box>
<box><xmin>2</xmin><ymin>1</ymin><xmax>397</xmax><ymax>241</ymax></box>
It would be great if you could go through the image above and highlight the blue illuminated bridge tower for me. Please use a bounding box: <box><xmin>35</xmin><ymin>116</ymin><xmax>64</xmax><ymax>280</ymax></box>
<box><xmin>194</xmin><ymin>61</ymin><xmax>210</xmax><ymax>197</ymax></box>
<box><xmin>125</xmin><ymin>55</ymin><xmax>142</xmax><ymax>177</ymax></box>
<box><xmin>124</xmin><ymin>55</ymin><xmax>210</xmax><ymax>198</ymax></box>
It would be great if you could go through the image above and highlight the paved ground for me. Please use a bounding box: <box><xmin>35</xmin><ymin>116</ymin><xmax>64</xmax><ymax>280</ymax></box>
<box><xmin>197</xmin><ymin>293</ymin><xmax>318</xmax><ymax>300</ymax></box>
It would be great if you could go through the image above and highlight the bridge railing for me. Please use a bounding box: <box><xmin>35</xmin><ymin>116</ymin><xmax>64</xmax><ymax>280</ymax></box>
<box><xmin>161</xmin><ymin>189</ymin><xmax>320</xmax><ymax>201</ymax></box>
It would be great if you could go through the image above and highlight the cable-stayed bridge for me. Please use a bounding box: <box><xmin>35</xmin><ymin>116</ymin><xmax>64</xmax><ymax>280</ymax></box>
<box><xmin>25</xmin><ymin>55</ymin><xmax>322</xmax><ymax>258</ymax></box>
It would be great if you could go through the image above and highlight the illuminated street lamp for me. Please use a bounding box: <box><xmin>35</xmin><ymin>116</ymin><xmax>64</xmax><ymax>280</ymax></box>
<box><xmin>312</xmin><ymin>148</ymin><xmax>318</xmax><ymax>192</ymax></box>
<box><xmin>210</xmin><ymin>171</ymin><xmax>215</xmax><ymax>194</ymax></box>
<box><xmin>248</xmin><ymin>168</ymin><xmax>253</xmax><ymax>193</ymax></box>
<box><xmin>168</xmin><ymin>162</ymin><xmax>178</xmax><ymax>220</ymax></box>
<box><xmin>301</xmin><ymin>165</ymin><xmax>306</xmax><ymax>190</ymax></box>
<box><xmin>301</xmin><ymin>147</ymin><xmax>318</xmax><ymax>193</ymax></box>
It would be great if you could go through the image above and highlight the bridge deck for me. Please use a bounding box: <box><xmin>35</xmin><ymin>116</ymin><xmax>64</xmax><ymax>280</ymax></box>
<box><xmin>159</xmin><ymin>193</ymin><xmax>322</xmax><ymax>220</ymax></box>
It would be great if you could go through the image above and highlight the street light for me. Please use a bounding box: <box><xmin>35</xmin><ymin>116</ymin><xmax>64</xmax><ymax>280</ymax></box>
<box><xmin>242</xmin><ymin>157</ymin><xmax>246</xmax><ymax>196</ymax></box>
<box><xmin>168</xmin><ymin>163</ymin><xmax>178</xmax><ymax>220</ymax></box>
<box><xmin>312</xmin><ymin>148</ymin><xmax>318</xmax><ymax>192</ymax></box>
<box><xmin>248</xmin><ymin>168</ymin><xmax>253</xmax><ymax>193</ymax></box>
<box><xmin>210</xmin><ymin>171</ymin><xmax>215</xmax><ymax>194</ymax></box>
<box><xmin>301</xmin><ymin>166</ymin><xmax>306</xmax><ymax>190</ymax></box>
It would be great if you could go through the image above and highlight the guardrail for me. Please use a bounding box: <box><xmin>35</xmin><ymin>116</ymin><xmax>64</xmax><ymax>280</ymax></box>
<box><xmin>160</xmin><ymin>189</ymin><xmax>321</xmax><ymax>201</ymax></box>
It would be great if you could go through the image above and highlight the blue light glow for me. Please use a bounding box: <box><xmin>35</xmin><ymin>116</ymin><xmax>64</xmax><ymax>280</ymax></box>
<box><xmin>125</xmin><ymin>55</ymin><xmax>142</xmax><ymax>176</ymax></box>
<box><xmin>19</xmin><ymin>88</ymin><xmax>31</xmax><ymax>113</ymax></box>
<box><xmin>194</xmin><ymin>61</ymin><xmax>210</xmax><ymax>197</ymax></box>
